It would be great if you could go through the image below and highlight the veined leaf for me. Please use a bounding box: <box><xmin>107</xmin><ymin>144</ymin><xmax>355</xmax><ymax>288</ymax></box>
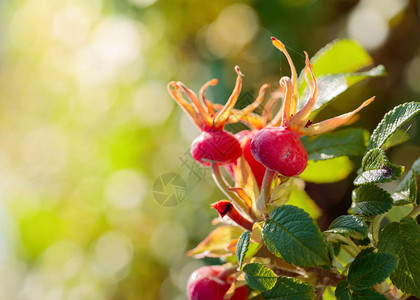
<box><xmin>335</xmin><ymin>281</ymin><xmax>352</xmax><ymax>300</ymax></box>
<box><xmin>301</xmin><ymin>128</ymin><xmax>369</xmax><ymax>161</ymax></box>
<box><xmin>236</xmin><ymin>231</ymin><xmax>250</xmax><ymax>268</ymax></box>
<box><xmin>335</xmin><ymin>280</ymin><xmax>388</xmax><ymax>300</ymax></box>
<box><xmin>262</xmin><ymin>276</ymin><xmax>316</xmax><ymax>300</ymax></box>
<box><xmin>354</xmin><ymin>149</ymin><xmax>404</xmax><ymax>185</ymax></box>
<box><xmin>300</xmin><ymin>156</ymin><xmax>354</xmax><ymax>183</ymax></box>
<box><xmin>262</xmin><ymin>205</ymin><xmax>329</xmax><ymax>267</ymax></box>
<box><xmin>378</xmin><ymin>217</ymin><xmax>420</xmax><ymax>297</ymax></box>
<box><xmin>367</xmin><ymin>102</ymin><xmax>420</xmax><ymax>151</ymax></box>
<box><xmin>325</xmin><ymin>215</ymin><xmax>368</xmax><ymax>239</ymax></box>
<box><xmin>348</xmin><ymin>252</ymin><xmax>397</xmax><ymax>291</ymax></box>
<box><xmin>298</xmin><ymin>66</ymin><xmax>385</xmax><ymax>113</ymax></box>
<box><xmin>243</xmin><ymin>263</ymin><xmax>277</xmax><ymax>292</ymax></box>
<box><xmin>351</xmin><ymin>184</ymin><xmax>393</xmax><ymax>216</ymax></box>
<box><xmin>187</xmin><ymin>225</ymin><xmax>243</xmax><ymax>258</ymax></box>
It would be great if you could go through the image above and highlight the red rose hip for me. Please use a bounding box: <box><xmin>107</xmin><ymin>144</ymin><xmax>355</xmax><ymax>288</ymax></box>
<box><xmin>251</xmin><ymin>127</ymin><xmax>308</xmax><ymax>177</ymax></box>
<box><xmin>191</xmin><ymin>129</ymin><xmax>242</xmax><ymax>165</ymax></box>
<box><xmin>187</xmin><ymin>266</ymin><xmax>248</xmax><ymax>300</ymax></box>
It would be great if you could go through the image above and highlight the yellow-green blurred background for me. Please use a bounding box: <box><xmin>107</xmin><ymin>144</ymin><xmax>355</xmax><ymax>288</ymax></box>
<box><xmin>0</xmin><ymin>0</ymin><xmax>419</xmax><ymax>299</ymax></box>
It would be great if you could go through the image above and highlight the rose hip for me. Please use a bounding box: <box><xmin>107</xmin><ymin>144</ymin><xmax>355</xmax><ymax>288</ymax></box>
<box><xmin>191</xmin><ymin>129</ymin><xmax>242</xmax><ymax>165</ymax></box>
<box><xmin>251</xmin><ymin>127</ymin><xmax>307</xmax><ymax>177</ymax></box>
<box><xmin>187</xmin><ymin>266</ymin><xmax>248</xmax><ymax>300</ymax></box>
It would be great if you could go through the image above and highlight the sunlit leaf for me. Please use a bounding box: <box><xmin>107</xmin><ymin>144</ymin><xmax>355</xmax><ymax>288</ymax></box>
<box><xmin>300</xmin><ymin>156</ymin><xmax>354</xmax><ymax>183</ymax></box>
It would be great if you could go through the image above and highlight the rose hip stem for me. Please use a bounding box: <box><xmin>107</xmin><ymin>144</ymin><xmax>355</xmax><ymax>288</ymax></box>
<box><xmin>210</xmin><ymin>162</ymin><xmax>252</xmax><ymax>218</ymax></box>
<box><xmin>255</xmin><ymin>169</ymin><xmax>276</xmax><ymax>218</ymax></box>
<box><xmin>212</xmin><ymin>200</ymin><xmax>254</xmax><ymax>231</ymax></box>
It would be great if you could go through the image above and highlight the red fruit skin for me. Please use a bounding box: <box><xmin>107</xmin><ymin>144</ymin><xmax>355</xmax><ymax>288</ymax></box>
<box><xmin>191</xmin><ymin>129</ymin><xmax>242</xmax><ymax>165</ymax></box>
<box><xmin>251</xmin><ymin>127</ymin><xmax>308</xmax><ymax>177</ymax></box>
<box><xmin>187</xmin><ymin>266</ymin><xmax>248</xmax><ymax>300</ymax></box>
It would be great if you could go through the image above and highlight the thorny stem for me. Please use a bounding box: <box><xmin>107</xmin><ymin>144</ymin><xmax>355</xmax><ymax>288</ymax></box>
<box><xmin>210</xmin><ymin>162</ymin><xmax>253</xmax><ymax>218</ymax></box>
<box><xmin>256</xmin><ymin>169</ymin><xmax>276</xmax><ymax>219</ymax></box>
<box><xmin>408</xmin><ymin>203</ymin><xmax>420</xmax><ymax>218</ymax></box>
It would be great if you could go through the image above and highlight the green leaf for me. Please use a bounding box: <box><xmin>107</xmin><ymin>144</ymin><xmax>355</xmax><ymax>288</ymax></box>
<box><xmin>412</xmin><ymin>158</ymin><xmax>420</xmax><ymax>174</ymax></box>
<box><xmin>301</xmin><ymin>128</ymin><xmax>369</xmax><ymax>161</ymax></box>
<box><xmin>325</xmin><ymin>215</ymin><xmax>368</xmax><ymax>239</ymax></box>
<box><xmin>354</xmin><ymin>149</ymin><xmax>404</xmax><ymax>185</ymax></box>
<box><xmin>335</xmin><ymin>281</ymin><xmax>352</xmax><ymax>300</ymax></box>
<box><xmin>351</xmin><ymin>289</ymin><xmax>388</xmax><ymax>300</ymax></box>
<box><xmin>382</xmin><ymin>129</ymin><xmax>410</xmax><ymax>150</ymax></box>
<box><xmin>262</xmin><ymin>205</ymin><xmax>329</xmax><ymax>267</ymax></box>
<box><xmin>392</xmin><ymin>158</ymin><xmax>420</xmax><ymax>205</ymax></box>
<box><xmin>307</xmin><ymin>39</ymin><xmax>373</xmax><ymax>75</ymax></box>
<box><xmin>262</xmin><ymin>276</ymin><xmax>316</xmax><ymax>300</ymax></box>
<box><xmin>392</xmin><ymin>170</ymin><xmax>417</xmax><ymax>205</ymax></box>
<box><xmin>367</xmin><ymin>102</ymin><xmax>420</xmax><ymax>151</ymax></box>
<box><xmin>298</xmin><ymin>66</ymin><xmax>385</xmax><ymax>113</ymax></box>
<box><xmin>236</xmin><ymin>231</ymin><xmax>250</xmax><ymax>268</ymax></box>
<box><xmin>335</xmin><ymin>281</ymin><xmax>388</xmax><ymax>300</ymax></box>
<box><xmin>287</xmin><ymin>185</ymin><xmax>321</xmax><ymax>219</ymax></box>
<box><xmin>243</xmin><ymin>263</ymin><xmax>277</xmax><ymax>292</ymax></box>
<box><xmin>298</xmin><ymin>39</ymin><xmax>373</xmax><ymax>91</ymax></box>
<box><xmin>351</xmin><ymin>184</ymin><xmax>393</xmax><ymax>216</ymax></box>
<box><xmin>378</xmin><ymin>217</ymin><xmax>420</xmax><ymax>297</ymax></box>
<box><xmin>348</xmin><ymin>252</ymin><xmax>397</xmax><ymax>290</ymax></box>
<box><xmin>300</xmin><ymin>156</ymin><xmax>354</xmax><ymax>183</ymax></box>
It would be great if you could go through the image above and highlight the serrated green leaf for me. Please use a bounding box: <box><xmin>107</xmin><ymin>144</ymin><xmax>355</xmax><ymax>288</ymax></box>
<box><xmin>301</xmin><ymin>128</ymin><xmax>369</xmax><ymax>161</ymax></box>
<box><xmin>298</xmin><ymin>66</ymin><xmax>385</xmax><ymax>114</ymax></box>
<box><xmin>300</xmin><ymin>156</ymin><xmax>354</xmax><ymax>183</ymax></box>
<box><xmin>325</xmin><ymin>215</ymin><xmax>368</xmax><ymax>238</ymax></box>
<box><xmin>243</xmin><ymin>263</ymin><xmax>277</xmax><ymax>292</ymax></box>
<box><xmin>262</xmin><ymin>205</ymin><xmax>329</xmax><ymax>267</ymax></box>
<box><xmin>367</xmin><ymin>102</ymin><xmax>420</xmax><ymax>151</ymax></box>
<box><xmin>236</xmin><ymin>231</ymin><xmax>250</xmax><ymax>268</ymax></box>
<box><xmin>335</xmin><ymin>280</ymin><xmax>388</xmax><ymax>300</ymax></box>
<box><xmin>351</xmin><ymin>289</ymin><xmax>388</xmax><ymax>300</ymax></box>
<box><xmin>356</xmin><ymin>247</ymin><xmax>375</xmax><ymax>258</ymax></box>
<box><xmin>354</xmin><ymin>149</ymin><xmax>404</xmax><ymax>185</ymax></box>
<box><xmin>351</xmin><ymin>184</ymin><xmax>393</xmax><ymax>216</ymax></box>
<box><xmin>262</xmin><ymin>276</ymin><xmax>316</xmax><ymax>300</ymax></box>
<box><xmin>348</xmin><ymin>252</ymin><xmax>397</xmax><ymax>291</ymax></box>
<box><xmin>335</xmin><ymin>281</ymin><xmax>352</xmax><ymax>300</ymax></box>
<box><xmin>378</xmin><ymin>217</ymin><xmax>420</xmax><ymax>297</ymax></box>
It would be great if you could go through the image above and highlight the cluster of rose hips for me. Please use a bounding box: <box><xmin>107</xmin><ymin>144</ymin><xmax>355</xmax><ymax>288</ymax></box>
<box><xmin>168</xmin><ymin>37</ymin><xmax>373</xmax><ymax>299</ymax></box>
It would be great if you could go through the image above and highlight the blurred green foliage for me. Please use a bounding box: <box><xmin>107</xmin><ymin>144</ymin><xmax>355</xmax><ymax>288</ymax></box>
<box><xmin>0</xmin><ymin>0</ymin><xmax>418</xmax><ymax>299</ymax></box>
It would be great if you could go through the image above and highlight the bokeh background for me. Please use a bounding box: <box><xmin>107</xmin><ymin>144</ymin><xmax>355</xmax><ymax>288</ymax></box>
<box><xmin>0</xmin><ymin>0</ymin><xmax>419</xmax><ymax>299</ymax></box>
